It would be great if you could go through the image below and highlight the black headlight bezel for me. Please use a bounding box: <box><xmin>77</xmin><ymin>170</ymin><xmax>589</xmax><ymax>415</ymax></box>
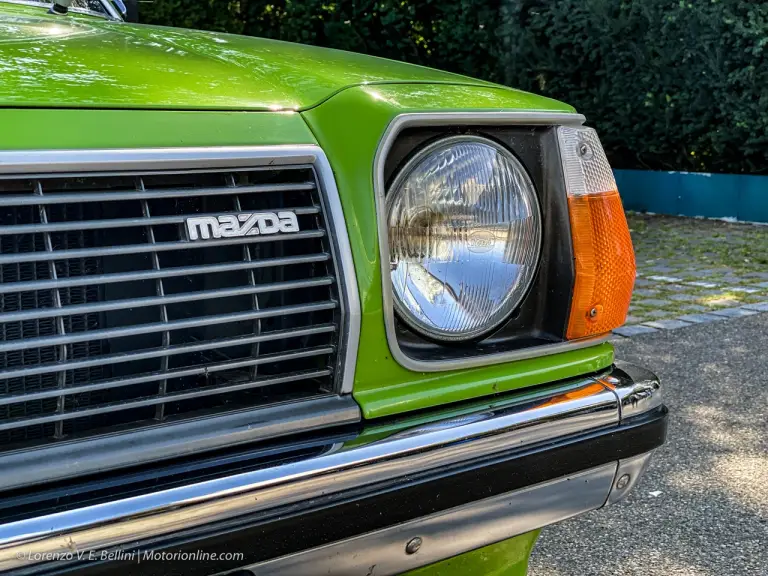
<box><xmin>383</xmin><ymin>125</ymin><xmax>575</xmax><ymax>363</ymax></box>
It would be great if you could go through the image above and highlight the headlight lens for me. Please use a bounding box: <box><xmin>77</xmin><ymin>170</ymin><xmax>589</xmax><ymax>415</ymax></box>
<box><xmin>387</xmin><ymin>136</ymin><xmax>542</xmax><ymax>341</ymax></box>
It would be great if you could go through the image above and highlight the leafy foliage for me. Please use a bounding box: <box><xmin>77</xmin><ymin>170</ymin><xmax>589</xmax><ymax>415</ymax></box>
<box><xmin>140</xmin><ymin>0</ymin><xmax>768</xmax><ymax>174</ymax></box>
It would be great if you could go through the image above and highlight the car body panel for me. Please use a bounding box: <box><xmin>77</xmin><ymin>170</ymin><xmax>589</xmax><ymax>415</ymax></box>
<box><xmin>0</xmin><ymin>2</ymin><xmax>551</xmax><ymax>112</ymax></box>
<box><xmin>301</xmin><ymin>84</ymin><xmax>610</xmax><ymax>418</ymax></box>
<box><xmin>403</xmin><ymin>531</ymin><xmax>539</xmax><ymax>576</ymax></box>
<box><xmin>0</xmin><ymin>108</ymin><xmax>317</xmax><ymax>149</ymax></box>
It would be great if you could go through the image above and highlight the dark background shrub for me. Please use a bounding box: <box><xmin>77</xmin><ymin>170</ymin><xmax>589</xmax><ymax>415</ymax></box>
<box><xmin>140</xmin><ymin>0</ymin><xmax>768</xmax><ymax>175</ymax></box>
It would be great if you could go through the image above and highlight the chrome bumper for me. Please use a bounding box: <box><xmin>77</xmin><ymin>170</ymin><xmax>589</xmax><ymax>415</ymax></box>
<box><xmin>0</xmin><ymin>362</ymin><xmax>664</xmax><ymax>575</ymax></box>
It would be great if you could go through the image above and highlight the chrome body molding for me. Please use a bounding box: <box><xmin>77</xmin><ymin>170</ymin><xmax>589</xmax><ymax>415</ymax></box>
<box><xmin>243</xmin><ymin>464</ymin><xmax>618</xmax><ymax>576</ymax></box>
<box><xmin>609</xmin><ymin>361</ymin><xmax>663</xmax><ymax>419</ymax></box>
<box><xmin>371</xmin><ymin>111</ymin><xmax>596</xmax><ymax>372</ymax></box>
<box><xmin>0</xmin><ymin>145</ymin><xmax>362</xmax><ymax>488</ymax></box>
<box><xmin>0</xmin><ymin>366</ymin><xmax>662</xmax><ymax>572</ymax></box>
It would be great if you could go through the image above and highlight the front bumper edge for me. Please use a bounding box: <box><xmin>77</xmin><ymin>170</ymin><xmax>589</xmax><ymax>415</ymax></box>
<box><xmin>0</xmin><ymin>363</ymin><xmax>665</xmax><ymax>575</ymax></box>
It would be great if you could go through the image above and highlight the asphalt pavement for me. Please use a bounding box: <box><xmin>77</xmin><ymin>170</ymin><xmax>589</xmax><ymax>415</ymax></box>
<box><xmin>528</xmin><ymin>314</ymin><xmax>768</xmax><ymax>576</ymax></box>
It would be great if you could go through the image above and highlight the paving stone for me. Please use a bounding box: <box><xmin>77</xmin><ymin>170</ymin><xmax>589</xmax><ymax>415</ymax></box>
<box><xmin>632</xmin><ymin>288</ymin><xmax>659</xmax><ymax>297</ymax></box>
<box><xmin>684</xmin><ymin>281</ymin><xmax>719</xmax><ymax>288</ymax></box>
<box><xmin>647</xmin><ymin>275</ymin><xmax>684</xmax><ymax>283</ymax></box>
<box><xmin>676</xmin><ymin>313</ymin><xmax>726</xmax><ymax>324</ymax></box>
<box><xmin>642</xmin><ymin>319</ymin><xmax>693</xmax><ymax>330</ymax></box>
<box><xmin>729</xmin><ymin>286</ymin><xmax>760</xmax><ymax>293</ymax></box>
<box><xmin>634</xmin><ymin>298</ymin><xmax>673</xmax><ymax>308</ymax></box>
<box><xmin>623</xmin><ymin>315</ymin><xmax>646</xmax><ymax>324</ymax></box>
<box><xmin>708</xmin><ymin>307</ymin><xmax>759</xmax><ymax>318</ymax></box>
<box><xmin>741</xmin><ymin>302</ymin><xmax>768</xmax><ymax>312</ymax></box>
<box><xmin>633</xmin><ymin>278</ymin><xmax>652</xmax><ymax>287</ymax></box>
<box><xmin>659</xmin><ymin>284</ymin><xmax>691</xmax><ymax>292</ymax></box>
<box><xmin>613</xmin><ymin>325</ymin><xmax>658</xmax><ymax>337</ymax></box>
<box><xmin>699</xmin><ymin>289</ymin><xmax>727</xmax><ymax>296</ymax></box>
<box><xmin>706</xmin><ymin>297</ymin><xmax>742</xmax><ymax>307</ymax></box>
<box><xmin>647</xmin><ymin>265</ymin><xmax>676</xmax><ymax>273</ymax></box>
<box><xmin>679</xmin><ymin>304</ymin><xmax>708</xmax><ymax>312</ymax></box>
<box><xmin>753</xmin><ymin>281</ymin><xmax>768</xmax><ymax>289</ymax></box>
<box><xmin>646</xmin><ymin>309</ymin><xmax>673</xmax><ymax>318</ymax></box>
<box><xmin>668</xmin><ymin>293</ymin><xmax>700</xmax><ymax>302</ymax></box>
<box><xmin>743</xmin><ymin>272</ymin><xmax>768</xmax><ymax>280</ymax></box>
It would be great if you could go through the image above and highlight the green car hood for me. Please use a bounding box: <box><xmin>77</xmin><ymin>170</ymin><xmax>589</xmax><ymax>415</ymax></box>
<box><xmin>0</xmin><ymin>3</ymin><xmax>501</xmax><ymax>111</ymax></box>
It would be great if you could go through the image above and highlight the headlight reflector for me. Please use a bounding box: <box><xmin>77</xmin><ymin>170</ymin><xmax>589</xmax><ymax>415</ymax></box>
<box><xmin>387</xmin><ymin>136</ymin><xmax>542</xmax><ymax>341</ymax></box>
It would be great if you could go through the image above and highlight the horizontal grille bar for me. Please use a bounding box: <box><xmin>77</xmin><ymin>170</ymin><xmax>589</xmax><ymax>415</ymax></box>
<box><xmin>0</xmin><ymin>301</ymin><xmax>337</xmax><ymax>354</ymax></box>
<box><xmin>0</xmin><ymin>324</ymin><xmax>337</xmax><ymax>381</ymax></box>
<box><xmin>0</xmin><ymin>182</ymin><xmax>316</xmax><ymax>207</ymax></box>
<box><xmin>0</xmin><ymin>277</ymin><xmax>333</xmax><ymax>323</ymax></box>
<box><xmin>0</xmin><ymin>369</ymin><xmax>332</xmax><ymax>432</ymax></box>
<box><xmin>0</xmin><ymin>253</ymin><xmax>330</xmax><ymax>296</ymax></box>
<box><xmin>0</xmin><ymin>229</ymin><xmax>326</xmax><ymax>265</ymax></box>
<box><xmin>0</xmin><ymin>346</ymin><xmax>334</xmax><ymax>407</ymax></box>
<box><xmin>0</xmin><ymin>206</ymin><xmax>321</xmax><ymax>236</ymax></box>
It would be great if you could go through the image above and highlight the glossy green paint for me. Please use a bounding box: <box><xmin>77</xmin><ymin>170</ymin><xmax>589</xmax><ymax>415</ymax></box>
<box><xmin>0</xmin><ymin>108</ymin><xmax>316</xmax><ymax>149</ymax></box>
<box><xmin>354</xmin><ymin>344</ymin><xmax>612</xmax><ymax>419</ymax></box>
<box><xmin>341</xmin><ymin>374</ymin><xmax>602</xmax><ymax>450</ymax></box>
<box><xmin>0</xmin><ymin>2</ymin><xmax>497</xmax><ymax>111</ymax></box>
<box><xmin>302</xmin><ymin>84</ymin><xmax>609</xmax><ymax>419</ymax></box>
<box><xmin>403</xmin><ymin>531</ymin><xmax>540</xmax><ymax>576</ymax></box>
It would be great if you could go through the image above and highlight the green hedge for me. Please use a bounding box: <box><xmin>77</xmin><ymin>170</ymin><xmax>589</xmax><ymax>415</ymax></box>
<box><xmin>140</xmin><ymin>1</ymin><xmax>768</xmax><ymax>175</ymax></box>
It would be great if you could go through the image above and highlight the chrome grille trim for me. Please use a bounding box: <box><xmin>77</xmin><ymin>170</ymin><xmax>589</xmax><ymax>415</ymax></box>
<box><xmin>0</xmin><ymin>301</ymin><xmax>339</xmax><ymax>354</ymax></box>
<box><xmin>0</xmin><ymin>253</ymin><xmax>331</xmax><ymax>295</ymax></box>
<box><xmin>0</xmin><ymin>205</ymin><xmax>321</xmax><ymax>235</ymax></box>
<box><xmin>0</xmin><ymin>145</ymin><xmax>361</xmax><ymax>486</ymax></box>
<box><xmin>0</xmin><ymin>181</ymin><xmax>317</xmax><ymax>207</ymax></box>
<box><xmin>0</xmin><ymin>368</ymin><xmax>334</xmax><ymax>431</ymax></box>
<box><xmin>0</xmin><ymin>324</ymin><xmax>338</xmax><ymax>381</ymax></box>
<box><xmin>0</xmin><ymin>347</ymin><xmax>335</xmax><ymax>407</ymax></box>
<box><xmin>0</xmin><ymin>228</ymin><xmax>327</xmax><ymax>265</ymax></box>
<box><xmin>0</xmin><ymin>277</ymin><xmax>334</xmax><ymax>323</ymax></box>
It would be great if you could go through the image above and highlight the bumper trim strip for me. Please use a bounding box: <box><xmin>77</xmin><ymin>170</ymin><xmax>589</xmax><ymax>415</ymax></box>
<box><xmin>240</xmin><ymin>464</ymin><xmax>619</xmax><ymax>576</ymax></box>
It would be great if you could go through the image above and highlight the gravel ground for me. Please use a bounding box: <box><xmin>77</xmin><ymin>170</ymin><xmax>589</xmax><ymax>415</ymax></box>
<box><xmin>529</xmin><ymin>313</ymin><xmax>768</xmax><ymax>576</ymax></box>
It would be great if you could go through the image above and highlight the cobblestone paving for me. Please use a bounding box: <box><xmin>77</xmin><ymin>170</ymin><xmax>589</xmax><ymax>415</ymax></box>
<box><xmin>614</xmin><ymin>213</ymin><xmax>768</xmax><ymax>337</ymax></box>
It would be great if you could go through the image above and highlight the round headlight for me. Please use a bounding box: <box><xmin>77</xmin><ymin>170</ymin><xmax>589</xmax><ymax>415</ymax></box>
<box><xmin>387</xmin><ymin>136</ymin><xmax>542</xmax><ymax>341</ymax></box>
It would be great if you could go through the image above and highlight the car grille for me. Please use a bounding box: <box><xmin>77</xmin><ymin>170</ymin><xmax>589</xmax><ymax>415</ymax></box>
<box><xmin>0</xmin><ymin>165</ymin><xmax>342</xmax><ymax>454</ymax></box>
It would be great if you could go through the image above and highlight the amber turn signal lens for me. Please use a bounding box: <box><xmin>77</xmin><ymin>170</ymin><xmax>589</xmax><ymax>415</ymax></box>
<box><xmin>557</xmin><ymin>126</ymin><xmax>636</xmax><ymax>340</ymax></box>
<box><xmin>566</xmin><ymin>190</ymin><xmax>636</xmax><ymax>339</ymax></box>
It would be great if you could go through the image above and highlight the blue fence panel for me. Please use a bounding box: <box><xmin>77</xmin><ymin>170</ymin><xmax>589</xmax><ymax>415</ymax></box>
<box><xmin>614</xmin><ymin>169</ymin><xmax>768</xmax><ymax>223</ymax></box>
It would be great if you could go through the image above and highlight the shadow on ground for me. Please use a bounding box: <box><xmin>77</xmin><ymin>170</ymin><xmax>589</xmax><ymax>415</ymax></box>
<box><xmin>529</xmin><ymin>314</ymin><xmax>768</xmax><ymax>576</ymax></box>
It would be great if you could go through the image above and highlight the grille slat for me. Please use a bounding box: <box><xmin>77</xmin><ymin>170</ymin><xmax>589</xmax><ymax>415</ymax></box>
<box><xmin>0</xmin><ymin>347</ymin><xmax>335</xmax><ymax>408</ymax></box>
<box><xmin>0</xmin><ymin>229</ymin><xmax>326</xmax><ymax>265</ymax></box>
<box><xmin>0</xmin><ymin>206</ymin><xmax>321</xmax><ymax>235</ymax></box>
<box><xmin>0</xmin><ymin>278</ymin><xmax>334</xmax><ymax>325</ymax></box>
<box><xmin>0</xmin><ymin>166</ymin><xmax>342</xmax><ymax>452</ymax></box>
<box><xmin>0</xmin><ymin>182</ymin><xmax>317</xmax><ymax>207</ymax></box>
<box><xmin>139</xmin><ymin>181</ymin><xmax>169</xmax><ymax>421</ymax></box>
<box><xmin>35</xmin><ymin>182</ymin><xmax>68</xmax><ymax>439</ymax></box>
<box><xmin>0</xmin><ymin>301</ymin><xmax>337</xmax><ymax>355</ymax></box>
<box><xmin>0</xmin><ymin>324</ymin><xmax>337</xmax><ymax>382</ymax></box>
<box><xmin>0</xmin><ymin>253</ymin><xmax>331</xmax><ymax>296</ymax></box>
<box><xmin>0</xmin><ymin>369</ymin><xmax>333</xmax><ymax>432</ymax></box>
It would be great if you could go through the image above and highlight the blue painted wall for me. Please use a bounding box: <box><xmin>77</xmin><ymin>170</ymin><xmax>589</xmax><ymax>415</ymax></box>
<box><xmin>614</xmin><ymin>169</ymin><xmax>768</xmax><ymax>223</ymax></box>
